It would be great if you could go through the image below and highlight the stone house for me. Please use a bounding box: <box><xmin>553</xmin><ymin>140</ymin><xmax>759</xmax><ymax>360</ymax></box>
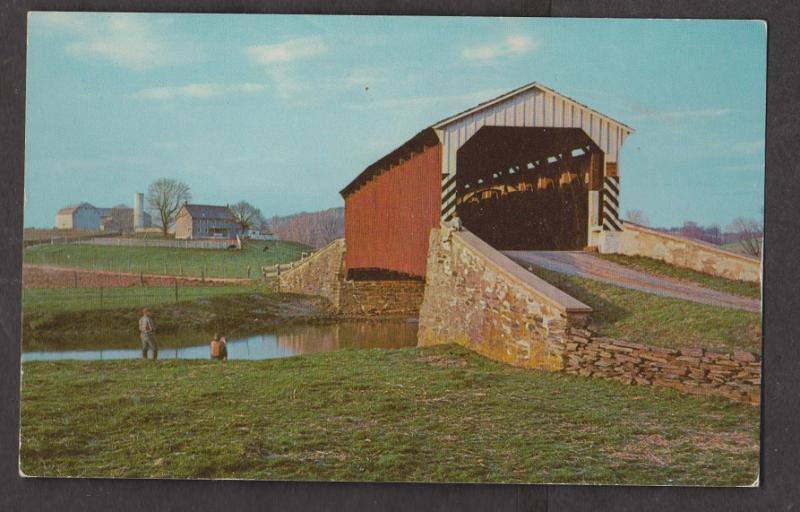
<box><xmin>174</xmin><ymin>204</ymin><xmax>241</xmax><ymax>239</ymax></box>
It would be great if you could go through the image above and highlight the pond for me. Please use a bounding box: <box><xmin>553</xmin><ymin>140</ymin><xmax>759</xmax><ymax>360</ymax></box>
<box><xmin>21</xmin><ymin>320</ymin><xmax>419</xmax><ymax>362</ymax></box>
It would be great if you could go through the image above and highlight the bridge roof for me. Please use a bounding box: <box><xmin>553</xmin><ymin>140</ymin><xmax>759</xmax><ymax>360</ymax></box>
<box><xmin>341</xmin><ymin>82</ymin><xmax>633</xmax><ymax>198</ymax></box>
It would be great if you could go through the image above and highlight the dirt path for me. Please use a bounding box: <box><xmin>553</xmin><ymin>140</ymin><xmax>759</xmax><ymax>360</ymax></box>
<box><xmin>23</xmin><ymin>264</ymin><xmax>254</xmax><ymax>289</ymax></box>
<box><xmin>504</xmin><ymin>251</ymin><xmax>760</xmax><ymax>312</ymax></box>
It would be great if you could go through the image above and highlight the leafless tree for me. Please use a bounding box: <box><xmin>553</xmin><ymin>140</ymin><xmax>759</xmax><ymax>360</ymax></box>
<box><xmin>146</xmin><ymin>178</ymin><xmax>191</xmax><ymax>238</ymax></box>
<box><xmin>108</xmin><ymin>205</ymin><xmax>134</xmax><ymax>234</ymax></box>
<box><xmin>230</xmin><ymin>201</ymin><xmax>265</xmax><ymax>232</ymax></box>
<box><xmin>268</xmin><ymin>207</ymin><xmax>344</xmax><ymax>248</ymax></box>
<box><xmin>623</xmin><ymin>209</ymin><xmax>650</xmax><ymax>226</ymax></box>
<box><xmin>727</xmin><ymin>217</ymin><xmax>763</xmax><ymax>257</ymax></box>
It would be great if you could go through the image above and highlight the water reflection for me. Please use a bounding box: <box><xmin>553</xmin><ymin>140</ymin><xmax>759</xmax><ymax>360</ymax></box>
<box><xmin>21</xmin><ymin>320</ymin><xmax>419</xmax><ymax>362</ymax></box>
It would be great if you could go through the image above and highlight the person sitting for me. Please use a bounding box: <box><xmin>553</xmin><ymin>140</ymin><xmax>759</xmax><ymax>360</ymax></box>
<box><xmin>210</xmin><ymin>333</ymin><xmax>227</xmax><ymax>361</ymax></box>
<box><xmin>219</xmin><ymin>336</ymin><xmax>228</xmax><ymax>361</ymax></box>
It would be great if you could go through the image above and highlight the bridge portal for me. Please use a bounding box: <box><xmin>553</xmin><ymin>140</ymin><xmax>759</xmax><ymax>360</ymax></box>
<box><xmin>455</xmin><ymin>126</ymin><xmax>602</xmax><ymax>250</ymax></box>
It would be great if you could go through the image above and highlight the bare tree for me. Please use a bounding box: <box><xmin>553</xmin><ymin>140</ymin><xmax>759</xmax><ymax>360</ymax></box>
<box><xmin>727</xmin><ymin>217</ymin><xmax>763</xmax><ymax>257</ymax></box>
<box><xmin>317</xmin><ymin>213</ymin><xmax>341</xmax><ymax>245</ymax></box>
<box><xmin>230</xmin><ymin>201</ymin><xmax>265</xmax><ymax>232</ymax></box>
<box><xmin>623</xmin><ymin>209</ymin><xmax>650</xmax><ymax>226</ymax></box>
<box><xmin>146</xmin><ymin>178</ymin><xmax>191</xmax><ymax>237</ymax></box>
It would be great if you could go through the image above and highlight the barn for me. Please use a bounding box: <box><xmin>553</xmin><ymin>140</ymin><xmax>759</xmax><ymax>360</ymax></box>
<box><xmin>340</xmin><ymin>82</ymin><xmax>634</xmax><ymax>279</ymax></box>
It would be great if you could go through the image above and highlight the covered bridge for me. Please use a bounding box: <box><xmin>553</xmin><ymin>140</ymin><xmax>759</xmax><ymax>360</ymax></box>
<box><xmin>340</xmin><ymin>82</ymin><xmax>634</xmax><ymax>279</ymax></box>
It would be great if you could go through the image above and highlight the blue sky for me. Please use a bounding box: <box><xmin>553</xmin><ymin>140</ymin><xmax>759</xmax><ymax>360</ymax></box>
<box><xmin>24</xmin><ymin>14</ymin><xmax>766</xmax><ymax>229</ymax></box>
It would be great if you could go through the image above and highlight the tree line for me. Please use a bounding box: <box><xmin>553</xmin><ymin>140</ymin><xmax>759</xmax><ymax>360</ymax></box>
<box><xmin>266</xmin><ymin>208</ymin><xmax>344</xmax><ymax>249</ymax></box>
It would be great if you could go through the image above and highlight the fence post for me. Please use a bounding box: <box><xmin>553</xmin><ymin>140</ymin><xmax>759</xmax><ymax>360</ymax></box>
<box><xmin>201</xmin><ymin>268</ymin><xmax>205</xmax><ymax>283</ymax></box>
<box><xmin>203</xmin><ymin>264</ymin><xmax>207</xmax><ymax>282</ymax></box>
<box><xmin>175</xmin><ymin>279</ymin><xmax>178</xmax><ymax>303</ymax></box>
<box><xmin>247</xmin><ymin>265</ymin><xmax>251</xmax><ymax>279</ymax></box>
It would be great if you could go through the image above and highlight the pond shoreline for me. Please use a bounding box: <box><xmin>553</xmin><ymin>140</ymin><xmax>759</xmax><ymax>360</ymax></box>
<box><xmin>23</xmin><ymin>289</ymin><xmax>418</xmax><ymax>352</ymax></box>
<box><xmin>23</xmin><ymin>319</ymin><xmax>420</xmax><ymax>361</ymax></box>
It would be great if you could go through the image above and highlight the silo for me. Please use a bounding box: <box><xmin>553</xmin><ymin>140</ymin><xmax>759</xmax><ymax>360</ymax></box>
<box><xmin>134</xmin><ymin>192</ymin><xmax>144</xmax><ymax>231</ymax></box>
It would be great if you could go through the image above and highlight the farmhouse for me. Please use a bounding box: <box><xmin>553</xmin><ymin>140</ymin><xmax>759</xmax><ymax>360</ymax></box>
<box><xmin>340</xmin><ymin>82</ymin><xmax>634</xmax><ymax>278</ymax></box>
<box><xmin>175</xmin><ymin>204</ymin><xmax>241</xmax><ymax>240</ymax></box>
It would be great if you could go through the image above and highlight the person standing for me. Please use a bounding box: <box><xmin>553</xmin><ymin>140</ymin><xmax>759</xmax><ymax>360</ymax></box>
<box><xmin>139</xmin><ymin>307</ymin><xmax>158</xmax><ymax>360</ymax></box>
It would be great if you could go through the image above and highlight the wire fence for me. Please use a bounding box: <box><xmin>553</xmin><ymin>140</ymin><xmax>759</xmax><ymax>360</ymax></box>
<box><xmin>23</xmin><ymin>244</ymin><xmax>314</xmax><ymax>280</ymax></box>
<box><xmin>23</xmin><ymin>282</ymin><xmax>268</xmax><ymax>314</ymax></box>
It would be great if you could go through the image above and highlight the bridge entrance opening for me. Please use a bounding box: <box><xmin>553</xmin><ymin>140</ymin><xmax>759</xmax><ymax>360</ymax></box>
<box><xmin>455</xmin><ymin>126</ymin><xmax>603</xmax><ymax>251</ymax></box>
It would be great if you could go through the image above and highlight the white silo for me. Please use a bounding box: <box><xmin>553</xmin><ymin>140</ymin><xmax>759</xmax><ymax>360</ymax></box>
<box><xmin>134</xmin><ymin>192</ymin><xmax>144</xmax><ymax>231</ymax></box>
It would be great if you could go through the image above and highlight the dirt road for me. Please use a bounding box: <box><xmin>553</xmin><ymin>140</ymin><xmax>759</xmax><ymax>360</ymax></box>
<box><xmin>504</xmin><ymin>251</ymin><xmax>760</xmax><ymax>312</ymax></box>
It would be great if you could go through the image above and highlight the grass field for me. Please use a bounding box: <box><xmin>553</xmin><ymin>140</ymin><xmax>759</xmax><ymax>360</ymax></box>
<box><xmin>23</xmin><ymin>239</ymin><xmax>311</xmax><ymax>279</ymax></box>
<box><xmin>19</xmin><ymin>345</ymin><xmax>759</xmax><ymax>484</ymax></box>
<box><xmin>526</xmin><ymin>265</ymin><xmax>761</xmax><ymax>353</ymax></box>
<box><xmin>22</xmin><ymin>285</ymin><xmax>261</xmax><ymax>315</ymax></box>
<box><xmin>598</xmin><ymin>254</ymin><xmax>761</xmax><ymax>299</ymax></box>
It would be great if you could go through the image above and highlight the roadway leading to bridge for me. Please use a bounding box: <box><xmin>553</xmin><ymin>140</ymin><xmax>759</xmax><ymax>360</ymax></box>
<box><xmin>504</xmin><ymin>251</ymin><xmax>760</xmax><ymax>312</ymax></box>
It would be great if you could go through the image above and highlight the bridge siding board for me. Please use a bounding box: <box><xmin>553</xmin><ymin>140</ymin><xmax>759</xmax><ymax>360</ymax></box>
<box><xmin>344</xmin><ymin>144</ymin><xmax>442</xmax><ymax>278</ymax></box>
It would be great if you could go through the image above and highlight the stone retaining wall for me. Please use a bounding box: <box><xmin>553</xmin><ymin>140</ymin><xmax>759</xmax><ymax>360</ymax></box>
<box><xmin>602</xmin><ymin>222</ymin><xmax>761</xmax><ymax>282</ymax></box>
<box><xmin>338</xmin><ymin>279</ymin><xmax>425</xmax><ymax>317</ymax></box>
<box><xmin>418</xmin><ymin>228</ymin><xmax>592</xmax><ymax>371</ymax></box>
<box><xmin>418</xmin><ymin>227</ymin><xmax>761</xmax><ymax>405</ymax></box>
<box><xmin>564</xmin><ymin>331</ymin><xmax>761</xmax><ymax>405</ymax></box>
<box><xmin>278</xmin><ymin>238</ymin><xmax>424</xmax><ymax>317</ymax></box>
<box><xmin>278</xmin><ymin>239</ymin><xmax>346</xmax><ymax>307</ymax></box>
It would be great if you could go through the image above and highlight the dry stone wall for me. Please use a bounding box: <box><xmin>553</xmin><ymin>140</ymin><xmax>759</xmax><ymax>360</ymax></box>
<box><xmin>564</xmin><ymin>332</ymin><xmax>761</xmax><ymax>405</ymax></box>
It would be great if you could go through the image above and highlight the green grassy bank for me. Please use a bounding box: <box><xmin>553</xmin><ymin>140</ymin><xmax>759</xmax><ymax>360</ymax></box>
<box><xmin>597</xmin><ymin>254</ymin><xmax>761</xmax><ymax>299</ymax></box>
<box><xmin>23</xmin><ymin>240</ymin><xmax>311</xmax><ymax>279</ymax></box>
<box><xmin>524</xmin><ymin>265</ymin><xmax>761</xmax><ymax>353</ymax></box>
<box><xmin>20</xmin><ymin>345</ymin><xmax>759</xmax><ymax>484</ymax></box>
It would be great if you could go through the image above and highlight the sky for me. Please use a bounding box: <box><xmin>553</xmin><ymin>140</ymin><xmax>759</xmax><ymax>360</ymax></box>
<box><xmin>24</xmin><ymin>14</ymin><xmax>766</xmax><ymax>229</ymax></box>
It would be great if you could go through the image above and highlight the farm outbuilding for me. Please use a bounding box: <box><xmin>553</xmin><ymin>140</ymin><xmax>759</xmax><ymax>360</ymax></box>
<box><xmin>55</xmin><ymin>203</ymin><xmax>101</xmax><ymax>230</ymax></box>
<box><xmin>340</xmin><ymin>82</ymin><xmax>634</xmax><ymax>279</ymax></box>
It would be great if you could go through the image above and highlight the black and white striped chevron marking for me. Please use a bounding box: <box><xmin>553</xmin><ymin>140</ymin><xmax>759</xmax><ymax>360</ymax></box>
<box><xmin>441</xmin><ymin>173</ymin><xmax>457</xmax><ymax>220</ymax></box>
<box><xmin>602</xmin><ymin>176</ymin><xmax>622</xmax><ymax>231</ymax></box>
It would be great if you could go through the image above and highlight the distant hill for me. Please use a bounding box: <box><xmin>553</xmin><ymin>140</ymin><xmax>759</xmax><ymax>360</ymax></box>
<box><xmin>267</xmin><ymin>207</ymin><xmax>344</xmax><ymax>249</ymax></box>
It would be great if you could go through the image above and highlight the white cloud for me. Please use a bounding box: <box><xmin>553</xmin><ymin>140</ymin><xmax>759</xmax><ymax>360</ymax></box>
<box><xmin>245</xmin><ymin>37</ymin><xmax>328</xmax><ymax>99</ymax></box>
<box><xmin>462</xmin><ymin>35</ymin><xmax>537</xmax><ymax>62</ymax></box>
<box><xmin>34</xmin><ymin>12</ymin><xmax>199</xmax><ymax>70</ymax></box>
<box><xmin>132</xmin><ymin>83</ymin><xmax>265</xmax><ymax>100</ymax></box>
<box><xmin>245</xmin><ymin>37</ymin><xmax>328</xmax><ymax>65</ymax></box>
